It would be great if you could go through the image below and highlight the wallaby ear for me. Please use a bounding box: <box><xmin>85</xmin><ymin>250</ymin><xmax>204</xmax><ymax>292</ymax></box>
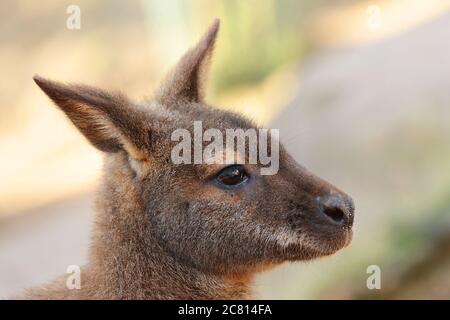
<box><xmin>33</xmin><ymin>76</ymin><xmax>147</xmax><ymax>158</ymax></box>
<box><xmin>156</xmin><ymin>18</ymin><xmax>220</xmax><ymax>107</ymax></box>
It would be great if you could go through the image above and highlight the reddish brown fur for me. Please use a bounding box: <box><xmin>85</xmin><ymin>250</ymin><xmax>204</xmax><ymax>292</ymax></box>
<box><xmin>22</xmin><ymin>19</ymin><xmax>354</xmax><ymax>300</ymax></box>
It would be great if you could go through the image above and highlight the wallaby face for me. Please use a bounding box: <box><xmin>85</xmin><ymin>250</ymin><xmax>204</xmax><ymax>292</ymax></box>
<box><xmin>32</xmin><ymin>19</ymin><xmax>354</xmax><ymax>298</ymax></box>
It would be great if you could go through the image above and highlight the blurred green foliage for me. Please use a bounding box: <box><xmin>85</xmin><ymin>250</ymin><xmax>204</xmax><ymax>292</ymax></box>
<box><xmin>212</xmin><ymin>0</ymin><xmax>359</xmax><ymax>92</ymax></box>
<box><xmin>214</xmin><ymin>0</ymin><xmax>309</xmax><ymax>92</ymax></box>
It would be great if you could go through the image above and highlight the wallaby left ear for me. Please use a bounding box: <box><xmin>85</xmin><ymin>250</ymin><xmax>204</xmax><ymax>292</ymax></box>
<box><xmin>33</xmin><ymin>76</ymin><xmax>149</xmax><ymax>160</ymax></box>
<box><xmin>156</xmin><ymin>18</ymin><xmax>220</xmax><ymax>107</ymax></box>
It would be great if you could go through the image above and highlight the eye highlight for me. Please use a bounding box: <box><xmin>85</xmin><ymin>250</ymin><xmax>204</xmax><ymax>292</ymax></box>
<box><xmin>215</xmin><ymin>165</ymin><xmax>249</xmax><ymax>188</ymax></box>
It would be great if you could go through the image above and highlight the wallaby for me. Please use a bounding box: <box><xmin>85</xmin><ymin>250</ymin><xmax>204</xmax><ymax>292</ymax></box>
<box><xmin>23</xmin><ymin>19</ymin><xmax>354</xmax><ymax>299</ymax></box>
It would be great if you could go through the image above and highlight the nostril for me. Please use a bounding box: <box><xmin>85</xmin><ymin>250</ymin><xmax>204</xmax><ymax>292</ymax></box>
<box><xmin>317</xmin><ymin>195</ymin><xmax>351</xmax><ymax>226</ymax></box>
<box><xmin>322</xmin><ymin>205</ymin><xmax>345</xmax><ymax>224</ymax></box>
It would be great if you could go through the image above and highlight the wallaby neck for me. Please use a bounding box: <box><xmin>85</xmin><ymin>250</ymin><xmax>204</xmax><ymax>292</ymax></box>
<box><xmin>85</xmin><ymin>189</ymin><xmax>253</xmax><ymax>299</ymax></box>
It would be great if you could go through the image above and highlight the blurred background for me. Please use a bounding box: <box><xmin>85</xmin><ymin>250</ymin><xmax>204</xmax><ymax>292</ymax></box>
<box><xmin>1</xmin><ymin>0</ymin><xmax>450</xmax><ymax>299</ymax></box>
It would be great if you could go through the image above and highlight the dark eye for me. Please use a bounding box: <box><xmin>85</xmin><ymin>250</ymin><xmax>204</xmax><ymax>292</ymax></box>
<box><xmin>216</xmin><ymin>165</ymin><xmax>249</xmax><ymax>187</ymax></box>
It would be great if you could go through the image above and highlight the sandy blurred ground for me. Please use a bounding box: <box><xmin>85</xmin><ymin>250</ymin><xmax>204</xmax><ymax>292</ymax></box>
<box><xmin>0</xmin><ymin>196</ymin><xmax>92</xmax><ymax>298</ymax></box>
<box><xmin>1</xmin><ymin>1</ymin><xmax>450</xmax><ymax>299</ymax></box>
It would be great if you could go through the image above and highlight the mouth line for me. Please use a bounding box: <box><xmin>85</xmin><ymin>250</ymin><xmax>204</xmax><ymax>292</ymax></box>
<box><xmin>287</xmin><ymin>210</ymin><xmax>353</xmax><ymax>231</ymax></box>
<box><xmin>281</xmin><ymin>228</ymin><xmax>353</xmax><ymax>261</ymax></box>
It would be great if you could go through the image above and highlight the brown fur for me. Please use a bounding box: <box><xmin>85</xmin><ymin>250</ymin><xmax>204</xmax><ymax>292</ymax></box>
<box><xmin>22</xmin><ymin>19</ymin><xmax>354</xmax><ymax>299</ymax></box>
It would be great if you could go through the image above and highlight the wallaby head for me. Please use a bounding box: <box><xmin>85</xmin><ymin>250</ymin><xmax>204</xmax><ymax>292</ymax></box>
<box><xmin>32</xmin><ymin>19</ymin><xmax>354</xmax><ymax>299</ymax></box>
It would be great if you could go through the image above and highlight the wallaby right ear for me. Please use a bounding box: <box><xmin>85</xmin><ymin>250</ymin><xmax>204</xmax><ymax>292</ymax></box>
<box><xmin>155</xmin><ymin>19</ymin><xmax>220</xmax><ymax>107</ymax></box>
<box><xmin>33</xmin><ymin>76</ymin><xmax>146</xmax><ymax>156</ymax></box>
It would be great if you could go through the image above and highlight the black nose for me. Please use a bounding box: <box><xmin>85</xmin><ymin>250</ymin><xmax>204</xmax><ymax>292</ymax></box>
<box><xmin>317</xmin><ymin>194</ymin><xmax>354</xmax><ymax>227</ymax></box>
